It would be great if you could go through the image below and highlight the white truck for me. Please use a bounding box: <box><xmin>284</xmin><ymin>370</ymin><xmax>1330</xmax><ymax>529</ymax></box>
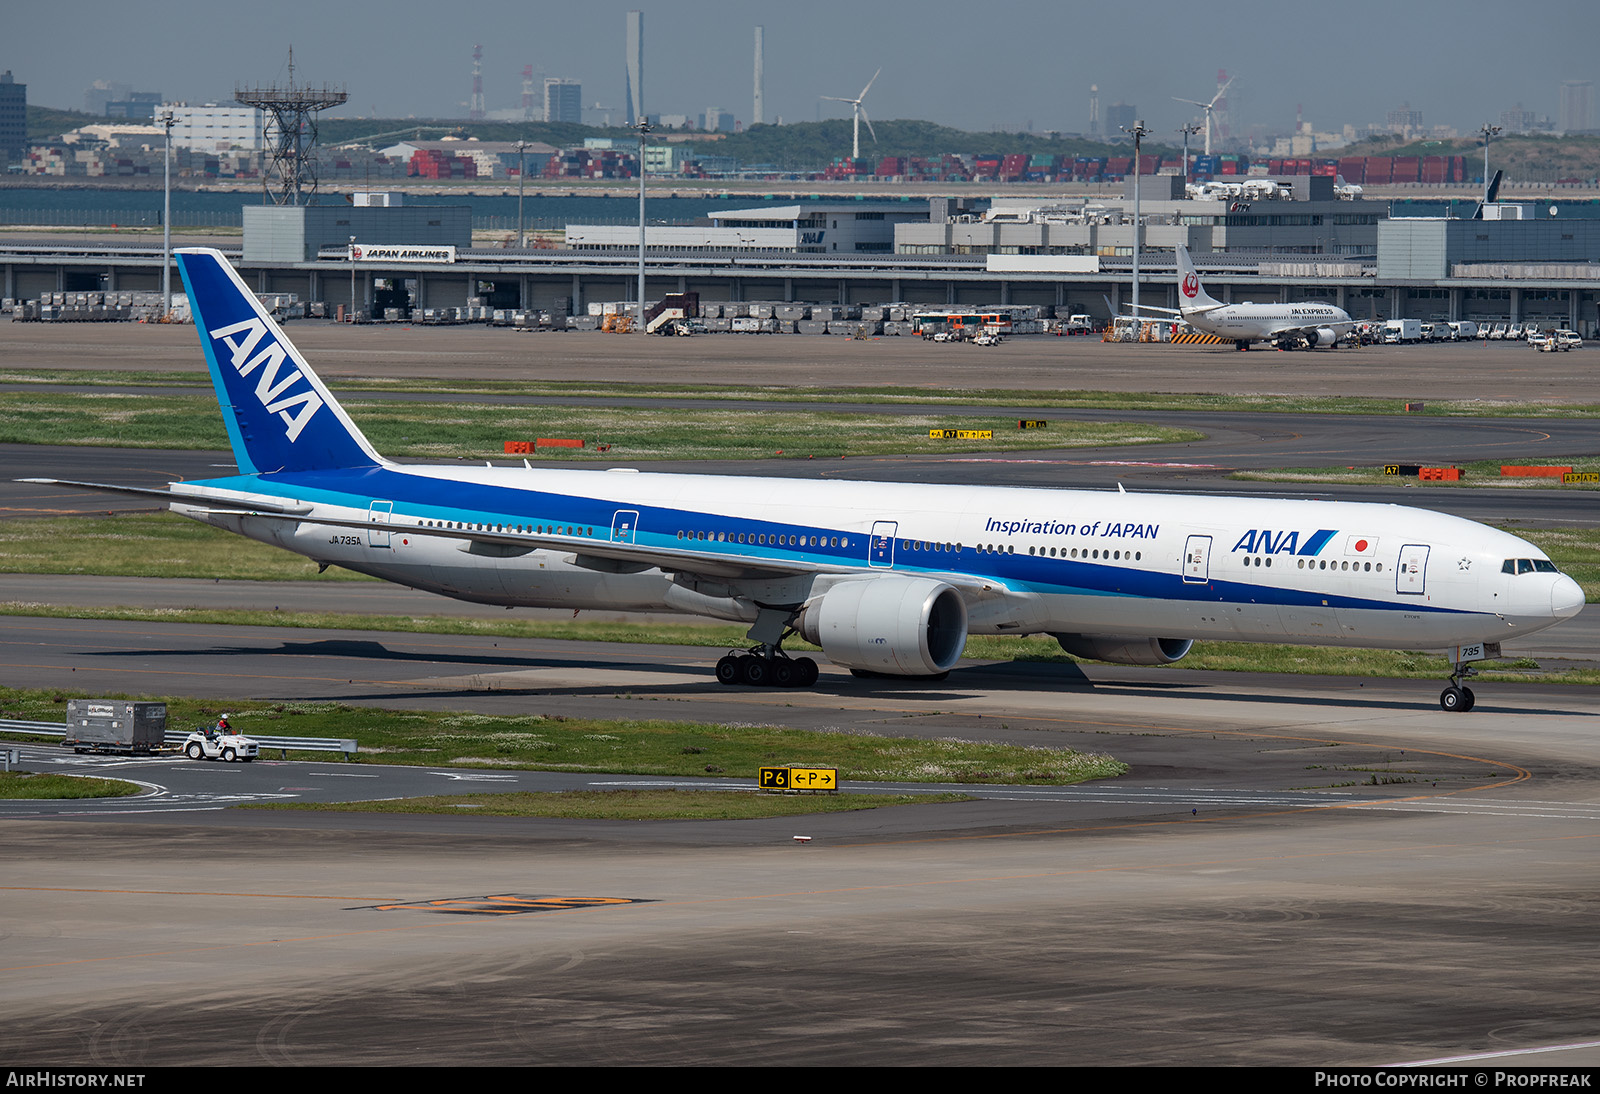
<box><xmin>1382</xmin><ymin>319</ymin><xmax>1422</xmax><ymax>344</ymax></box>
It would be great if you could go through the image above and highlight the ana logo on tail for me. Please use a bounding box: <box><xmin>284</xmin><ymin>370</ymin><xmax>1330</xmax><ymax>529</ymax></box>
<box><xmin>1182</xmin><ymin>272</ymin><xmax>1200</xmax><ymax>299</ymax></box>
<box><xmin>207</xmin><ymin>317</ymin><xmax>325</xmax><ymax>443</ymax></box>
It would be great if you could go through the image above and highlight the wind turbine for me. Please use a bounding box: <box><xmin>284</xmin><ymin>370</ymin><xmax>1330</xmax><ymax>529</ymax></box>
<box><xmin>1173</xmin><ymin>74</ymin><xmax>1234</xmax><ymax>155</ymax></box>
<box><xmin>823</xmin><ymin>68</ymin><xmax>880</xmax><ymax>160</ymax></box>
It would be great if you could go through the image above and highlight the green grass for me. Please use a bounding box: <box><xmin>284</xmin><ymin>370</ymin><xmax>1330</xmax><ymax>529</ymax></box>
<box><xmin>0</xmin><ymin>390</ymin><xmax>1196</xmax><ymax>459</ymax></box>
<box><xmin>6</xmin><ymin>368</ymin><xmax>1600</xmax><ymax>418</ymax></box>
<box><xmin>0</xmin><ymin>688</ymin><xmax>1125</xmax><ymax>785</ymax></box>
<box><xmin>0</xmin><ymin>770</ymin><xmax>140</xmax><ymax>799</ymax></box>
<box><xmin>247</xmin><ymin>789</ymin><xmax>975</xmax><ymax>819</ymax></box>
<box><xmin>0</xmin><ymin>512</ymin><xmax>375</xmax><ymax>581</ymax></box>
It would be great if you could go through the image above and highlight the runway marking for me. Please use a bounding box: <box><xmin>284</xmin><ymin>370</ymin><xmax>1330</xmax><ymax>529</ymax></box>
<box><xmin>1389</xmin><ymin>1039</ymin><xmax>1600</xmax><ymax>1065</ymax></box>
<box><xmin>362</xmin><ymin>894</ymin><xmax>650</xmax><ymax>916</ymax></box>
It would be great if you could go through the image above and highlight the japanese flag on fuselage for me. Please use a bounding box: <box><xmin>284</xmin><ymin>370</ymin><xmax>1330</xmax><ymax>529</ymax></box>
<box><xmin>1345</xmin><ymin>535</ymin><xmax>1378</xmax><ymax>557</ymax></box>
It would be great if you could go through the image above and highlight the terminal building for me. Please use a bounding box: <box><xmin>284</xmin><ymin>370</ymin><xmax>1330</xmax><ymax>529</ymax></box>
<box><xmin>565</xmin><ymin>200</ymin><xmax>928</xmax><ymax>255</ymax></box>
<box><xmin>4</xmin><ymin>193</ymin><xmax>1598</xmax><ymax>333</ymax></box>
<box><xmin>897</xmin><ymin>177</ymin><xmax>1387</xmax><ymax>259</ymax></box>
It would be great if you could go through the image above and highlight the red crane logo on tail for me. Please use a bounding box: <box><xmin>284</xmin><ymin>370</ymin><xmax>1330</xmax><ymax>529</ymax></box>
<box><xmin>1182</xmin><ymin>272</ymin><xmax>1200</xmax><ymax>299</ymax></box>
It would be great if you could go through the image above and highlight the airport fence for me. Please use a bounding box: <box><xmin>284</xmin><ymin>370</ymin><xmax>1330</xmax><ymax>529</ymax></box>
<box><xmin>0</xmin><ymin>208</ymin><xmax>243</xmax><ymax>228</ymax></box>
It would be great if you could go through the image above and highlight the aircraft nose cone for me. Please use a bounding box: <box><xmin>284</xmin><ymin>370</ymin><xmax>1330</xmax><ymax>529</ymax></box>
<box><xmin>1552</xmin><ymin>575</ymin><xmax>1585</xmax><ymax>620</ymax></box>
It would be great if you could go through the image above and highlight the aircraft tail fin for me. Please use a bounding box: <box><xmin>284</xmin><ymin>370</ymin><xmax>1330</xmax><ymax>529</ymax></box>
<box><xmin>1175</xmin><ymin>245</ymin><xmax>1222</xmax><ymax>312</ymax></box>
<box><xmin>175</xmin><ymin>248</ymin><xmax>382</xmax><ymax>475</ymax></box>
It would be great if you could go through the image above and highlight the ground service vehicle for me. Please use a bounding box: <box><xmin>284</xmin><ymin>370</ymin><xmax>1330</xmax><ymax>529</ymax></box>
<box><xmin>183</xmin><ymin>728</ymin><xmax>259</xmax><ymax>762</ymax></box>
<box><xmin>1382</xmin><ymin>319</ymin><xmax>1422</xmax><ymax>344</ymax></box>
<box><xmin>63</xmin><ymin>700</ymin><xmax>168</xmax><ymax>755</ymax></box>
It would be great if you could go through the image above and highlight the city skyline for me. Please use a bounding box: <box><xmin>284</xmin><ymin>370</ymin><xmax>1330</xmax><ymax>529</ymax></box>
<box><xmin>8</xmin><ymin>0</ymin><xmax>1598</xmax><ymax>140</ymax></box>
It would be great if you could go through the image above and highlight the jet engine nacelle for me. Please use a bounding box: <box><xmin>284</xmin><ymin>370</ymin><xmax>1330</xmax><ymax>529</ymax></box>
<box><xmin>1313</xmin><ymin>327</ymin><xmax>1338</xmax><ymax>347</ymax></box>
<box><xmin>797</xmin><ymin>576</ymin><xmax>968</xmax><ymax>676</ymax></box>
<box><xmin>1053</xmin><ymin>634</ymin><xmax>1194</xmax><ymax>665</ymax></box>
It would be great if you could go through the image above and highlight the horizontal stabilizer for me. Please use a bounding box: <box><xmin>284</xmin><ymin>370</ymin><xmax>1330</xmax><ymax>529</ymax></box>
<box><xmin>17</xmin><ymin>478</ymin><xmax>312</xmax><ymax>514</ymax></box>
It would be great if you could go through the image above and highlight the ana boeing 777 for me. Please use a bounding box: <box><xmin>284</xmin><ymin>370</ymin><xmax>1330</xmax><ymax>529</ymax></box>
<box><xmin>25</xmin><ymin>249</ymin><xmax>1582</xmax><ymax>712</ymax></box>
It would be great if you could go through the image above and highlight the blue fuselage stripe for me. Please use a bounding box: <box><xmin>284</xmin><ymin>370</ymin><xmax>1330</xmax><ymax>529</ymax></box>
<box><xmin>189</xmin><ymin>467</ymin><xmax>1466</xmax><ymax>617</ymax></box>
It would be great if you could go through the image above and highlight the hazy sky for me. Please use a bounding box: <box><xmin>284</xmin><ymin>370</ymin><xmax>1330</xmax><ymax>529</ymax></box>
<box><xmin>8</xmin><ymin>0</ymin><xmax>1597</xmax><ymax>138</ymax></box>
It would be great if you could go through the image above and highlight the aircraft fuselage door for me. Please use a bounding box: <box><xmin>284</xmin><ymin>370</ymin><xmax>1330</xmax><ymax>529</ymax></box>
<box><xmin>1396</xmin><ymin>544</ymin><xmax>1430</xmax><ymax>595</ymax></box>
<box><xmin>869</xmin><ymin>521</ymin><xmax>898</xmax><ymax>568</ymax></box>
<box><xmin>611</xmin><ymin>510</ymin><xmax>640</xmax><ymax>545</ymax></box>
<box><xmin>1182</xmin><ymin>534</ymin><xmax>1212</xmax><ymax>583</ymax></box>
<box><xmin>368</xmin><ymin>500</ymin><xmax>393</xmax><ymax>548</ymax></box>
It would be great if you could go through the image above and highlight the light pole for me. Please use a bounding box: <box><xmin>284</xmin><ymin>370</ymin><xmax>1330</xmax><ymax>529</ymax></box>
<box><xmin>160</xmin><ymin>108</ymin><xmax>174</xmax><ymax>316</ymax></box>
<box><xmin>349</xmin><ymin>235</ymin><xmax>357</xmax><ymax>321</ymax></box>
<box><xmin>633</xmin><ymin>120</ymin><xmax>653</xmax><ymax>335</ymax></box>
<box><xmin>516</xmin><ymin>138</ymin><xmax>527</xmax><ymax>248</ymax></box>
<box><xmin>1177</xmin><ymin>121</ymin><xmax>1202</xmax><ymax>192</ymax></box>
<box><xmin>1121</xmin><ymin>119</ymin><xmax>1148</xmax><ymax>318</ymax></box>
<box><xmin>1479</xmin><ymin>123</ymin><xmax>1501</xmax><ymax>203</ymax></box>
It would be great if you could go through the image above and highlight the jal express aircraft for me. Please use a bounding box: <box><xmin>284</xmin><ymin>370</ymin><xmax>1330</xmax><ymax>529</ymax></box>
<box><xmin>29</xmin><ymin>250</ymin><xmax>1583</xmax><ymax>712</ymax></box>
<box><xmin>1144</xmin><ymin>245</ymin><xmax>1356</xmax><ymax>350</ymax></box>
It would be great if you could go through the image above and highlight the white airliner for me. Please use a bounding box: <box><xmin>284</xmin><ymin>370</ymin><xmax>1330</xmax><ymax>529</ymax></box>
<box><xmin>1139</xmin><ymin>245</ymin><xmax>1356</xmax><ymax>350</ymax></box>
<box><xmin>26</xmin><ymin>249</ymin><xmax>1582</xmax><ymax>712</ymax></box>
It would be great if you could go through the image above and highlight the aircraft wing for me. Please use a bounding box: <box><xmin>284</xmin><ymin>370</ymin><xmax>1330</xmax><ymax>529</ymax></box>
<box><xmin>1263</xmin><ymin>319</ymin><xmax>1354</xmax><ymax>337</ymax></box>
<box><xmin>24</xmin><ymin>477</ymin><xmax>1013</xmax><ymax>596</ymax></box>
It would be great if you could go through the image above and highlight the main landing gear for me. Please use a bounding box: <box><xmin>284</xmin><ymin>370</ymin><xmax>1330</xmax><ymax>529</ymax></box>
<box><xmin>715</xmin><ymin>646</ymin><xmax>820</xmax><ymax>688</ymax></box>
<box><xmin>1440</xmin><ymin>662</ymin><xmax>1477</xmax><ymax>713</ymax></box>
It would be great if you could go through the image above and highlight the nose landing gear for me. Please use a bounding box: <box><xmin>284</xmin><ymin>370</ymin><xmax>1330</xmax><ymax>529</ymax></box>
<box><xmin>1440</xmin><ymin>663</ymin><xmax>1477</xmax><ymax>712</ymax></box>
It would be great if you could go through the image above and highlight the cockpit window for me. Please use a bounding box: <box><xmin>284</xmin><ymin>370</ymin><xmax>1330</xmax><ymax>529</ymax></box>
<box><xmin>1504</xmin><ymin>558</ymin><xmax>1560</xmax><ymax>574</ymax></box>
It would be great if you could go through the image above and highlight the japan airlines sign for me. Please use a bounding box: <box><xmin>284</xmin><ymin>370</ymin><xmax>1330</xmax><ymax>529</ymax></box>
<box><xmin>349</xmin><ymin>244</ymin><xmax>456</xmax><ymax>263</ymax></box>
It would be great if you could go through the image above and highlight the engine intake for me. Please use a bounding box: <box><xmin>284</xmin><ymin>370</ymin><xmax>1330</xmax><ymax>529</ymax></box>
<box><xmin>1052</xmin><ymin>634</ymin><xmax>1193</xmax><ymax>665</ymax></box>
<box><xmin>798</xmin><ymin>577</ymin><xmax>968</xmax><ymax>676</ymax></box>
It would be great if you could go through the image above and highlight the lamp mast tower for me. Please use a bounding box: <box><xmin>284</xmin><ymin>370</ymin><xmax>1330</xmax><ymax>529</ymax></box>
<box><xmin>753</xmin><ymin>26</ymin><xmax>765</xmax><ymax>126</ymax></box>
<box><xmin>234</xmin><ymin>47</ymin><xmax>347</xmax><ymax>206</ymax></box>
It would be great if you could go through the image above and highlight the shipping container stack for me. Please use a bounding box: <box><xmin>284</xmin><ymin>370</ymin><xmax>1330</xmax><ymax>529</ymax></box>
<box><xmin>410</xmin><ymin>148</ymin><xmax>478</xmax><ymax>180</ymax></box>
<box><xmin>542</xmin><ymin>148</ymin><xmax>637</xmax><ymax>179</ymax></box>
<box><xmin>823</xmin><ymin>157</ymin><xmax>868</xmax><ymax>180</ymax></box>
<box><xmin>972</xmin><ymin>155</ymin><xmax>1002</xmax><ymax>181</ymax></box>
